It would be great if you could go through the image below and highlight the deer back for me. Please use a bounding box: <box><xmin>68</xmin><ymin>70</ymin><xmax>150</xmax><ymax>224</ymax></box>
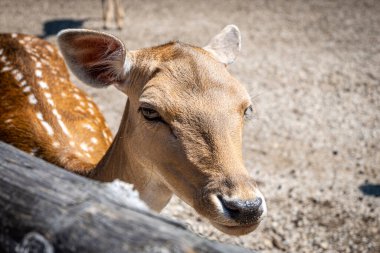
<box><xmin>0</xmin><ymin>34</ymin><xmax>112</xmax><ymax>174</ymax></box>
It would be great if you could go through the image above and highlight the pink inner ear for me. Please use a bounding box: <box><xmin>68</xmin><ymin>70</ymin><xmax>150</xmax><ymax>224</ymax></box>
<box><xmin>75</xmin><ymin>35</ymin><xmax>125</xmax><ymax>84</ymax></box>
<box><xmin>60</xmin><ymin>32</ymin><xmax>126</xmax><ymax>87</ymax></box>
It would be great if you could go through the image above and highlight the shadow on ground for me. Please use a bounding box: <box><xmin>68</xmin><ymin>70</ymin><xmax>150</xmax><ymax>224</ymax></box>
<box><xmin>359</xmin><ymin>184</ymin><xmax>380</xmax><ymax>197</ymax></box>
<box><xmin>40</xmin><ymin>19</ymin><xmax>86</xmax><ymax>38</ymax></box>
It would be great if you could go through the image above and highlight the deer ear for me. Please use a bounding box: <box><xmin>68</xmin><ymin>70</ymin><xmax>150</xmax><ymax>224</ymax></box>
<box><xmin>203</xmin><ymin>25</ymin><xmax>241</xmax><ymax>65</ymax></box>
<box><xmin>57</xmin><ymin>29</ymin><xmax>132</xmax><ymax>88</ymax></box>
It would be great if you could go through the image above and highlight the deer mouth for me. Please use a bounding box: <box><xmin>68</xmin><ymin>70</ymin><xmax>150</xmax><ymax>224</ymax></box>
<box><xmin>210</xmin><ymin>220</ymin><xmax>261</xmax><ymax>236</ymax></box>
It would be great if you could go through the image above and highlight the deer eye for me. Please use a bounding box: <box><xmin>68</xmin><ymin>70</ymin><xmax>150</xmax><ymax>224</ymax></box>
<box><xmin>139</xmin><ymin>106</ymin><xmax>162</xmax><ymax>122</ymax></box>
<box><xmin>244</xmin><ymin>105</ymin><xmax>254</xmax><ymax>120</ymax></box>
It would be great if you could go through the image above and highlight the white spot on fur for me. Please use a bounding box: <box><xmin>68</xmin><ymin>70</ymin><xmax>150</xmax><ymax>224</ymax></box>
<box><xmin>102</xmin><ymin>130</ymin><xmax>108</xmax><ymax>139</ymax></box>
<box><xmin>46</xmin><ymin>45</ymin><xmax>54</xmax><ymax>53</ymax></box>
<box><xmin>75</xmin><ymin>106</ymin><xmax>85</xmax><ymax>113</ymax></box>
<box><xmin>38</xmin><ymin>80</ymin><xmax>48</xmax><ymax>89</ymax></box>
<box><xmin>5</xmin><ymin>119</ymin><xmax>12</xmax><ymax>123</ymax></box>
<box><xmin>83</xmin><ymin>123</ymin><xmax>95</xmax><ymax>132</ymax></box>
<box><xmin>36</xmin><ymin>112</ymin><xmax>43</xmax><ymax>120</ymax></box>
<box><xmin>75</xmin><ymin>152</ymin><xmax>84</xmax><ymax>158</ymax></box>
<box><xmin>53</xmin><ymin>141</ymin><xmax>60</xmax><ymax>148</ymax></box>
<box><xmin>0</xmin><ymin>56</ymin><xmax>6</xmax><ymax>62</ymax></box>
<box><xmin>91</xmin><ymin>137</ymin><xmax>98</xmax><ymax>144</ymax></box>
<box><xmin>23</xmin><ymin>86</ymin><xmax>31</xmax><ymax>93</ymax></box>
<box><xmin>15</xmin><ymin>72</ymin><xmax>23</xmax><ymax>81</ymax></box>
<box><xmin>61</xmin><ymin>92</ymin><xmax>67</xmax><ymax>97</ymax></box>
<box><xmin>11</xmin><ymin>69</ymin><xmax>19</xmax><ymax>76</ymax></box>
<box><xmin>52</xmin><ymin>109</ymin><xmax>62</xmax><ymax>119</ymax></box>
<box><xmin>47</xmin><ymin>99</ymin><xmax>55</xmax><ymax>106</ymax></box>
<box><xmin>79</xmin><ymin>101</ymin><xmax>86</xmax><ymax>107</ymax></box>
<box><xmin>11</xmin><ymin>33</ymin><xmax>17</xmax><ymax>38</ymax></box>
<box><xmin>41</xmin><ymin>59</ymin><xmax>49</xmax><ymax>65</ymax></box>
<box><xmin>28</xmin><ymin>94</ymin><xmax>38</xmax><ymax>104</ymax></box>
<box><xmin>80</xmin><ymin>143</ymin><xmax>89</xmax><ymax>151</ymax></box>
<box><xmin>44</xmin><ymin>92</ymin><xmax>52</xmax><ymax>98</ymax></box>
<box><xmin>69</xmin><ymin>141</ymin><xmax>75</xmax><ymax>147</ymax></box>
<box><xmin>36</xmin><ymin>112</ymin><xmax>54</xmax><ymax>136</ymax></box>
<box><xmin>35</xmin><ymin>69</ymin><xmax>42</xmax><ymax>78</ymax></box>
<box><xmin>58</xmin><ymin>119</ymin><xmax>71</xmax><ymax>137</ymax></box>
<box><xmin>0</xmin><ymin>49</ymin><xmax>3</xmax><ymax>55</ymax></box>
<box><xmin>73</xmin><ymin>94</ymin><xmax>81</xmax><ymax>100</ymax></box>
<box><xmin>20</xmin><ymin>80</ymin><xmax>27</xmax><ymax>87</ymax></box>
<box><xmin>1</xmin><ymin>66</ymin><xmax>12</xmax><ymax>73</ymax></box>
<box><xmin>88</xmin><ymin>108</ymin><xmax>95</xmax><ymax>115</ymax></box>
<box><xmin>85</xmin><ymin>153</ymin><xmax>92</xmax><ymax>158</ymax></box>
<box><xmin>36</xmin><ymin>62</ymin><xmax>42</xmax><ymax>68</ymax></box>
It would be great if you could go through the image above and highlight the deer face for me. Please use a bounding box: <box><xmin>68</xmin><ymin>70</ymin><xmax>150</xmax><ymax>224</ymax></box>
<box><xmin>58</xmin><ymin>25</ymin><xmax>267</xmax><ymax>235</ymax></box>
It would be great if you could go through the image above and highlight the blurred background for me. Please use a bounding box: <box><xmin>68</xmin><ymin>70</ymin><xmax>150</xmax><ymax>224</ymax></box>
<box><xmin>1</xmin><ymin>0</ymin><xmax>379</xmax><ymax>252</ymax></box>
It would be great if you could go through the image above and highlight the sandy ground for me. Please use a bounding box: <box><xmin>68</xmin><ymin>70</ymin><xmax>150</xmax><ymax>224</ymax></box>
<box><xmin>1</xmin><ymin>0</ymin><xmax>379</xmax><ymax>252</ymax></box>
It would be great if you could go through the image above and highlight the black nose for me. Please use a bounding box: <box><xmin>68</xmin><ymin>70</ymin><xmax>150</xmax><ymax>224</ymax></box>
<box><xmin>218</xmin><ymin>196</ymin><xmax>264</xmax><ymax>224</ymax></box>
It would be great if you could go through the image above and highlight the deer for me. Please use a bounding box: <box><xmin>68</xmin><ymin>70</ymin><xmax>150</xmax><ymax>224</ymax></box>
<box><xmin>102</xmin><ymin>0</ymin><xmax>125</xmax><ymax>30</ymax></box>
<box><xmin>0</xmin><ymin>25</ymin><xmax>267</xmax><ymax>236</ymax></box>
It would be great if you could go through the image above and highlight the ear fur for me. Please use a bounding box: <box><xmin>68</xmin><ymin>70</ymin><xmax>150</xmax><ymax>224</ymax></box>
<box><xmin>203</xmin><ymin>25</ymin><xmax>241</xmax><ymax>65</ymax></box>
<box><xmin>57</xmin><ymin>29</ymin><xmax>132</xmax><ymax>88</ymax></box>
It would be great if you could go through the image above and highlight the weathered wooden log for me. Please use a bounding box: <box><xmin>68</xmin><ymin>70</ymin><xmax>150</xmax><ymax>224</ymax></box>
<box><xmin>0</xmin><ymin>142</ymin><xmax>254</xmax><ymax>253</ymax></box>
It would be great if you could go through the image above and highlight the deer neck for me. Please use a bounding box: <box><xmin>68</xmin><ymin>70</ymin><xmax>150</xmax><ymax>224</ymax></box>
<box><xmin>90</xmin><ymin>100</ymin><xmax>173</xmax><ymax>211</ymax></box>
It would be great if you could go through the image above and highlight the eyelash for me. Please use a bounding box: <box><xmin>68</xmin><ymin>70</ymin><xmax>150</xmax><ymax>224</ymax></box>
<box><xmin>138</xmin><ymin>106</ymin><xmax>177</xmax><ymax>137</ymax></box>
<box><xmin>139</xmin><ymin>104</ymin><xmax>253</xmax><ymax>125</ymax></box>
<box><xmin>138</xmin><ymin>106</ymin><xmax>166</xmax><ymax>124</ymax></box>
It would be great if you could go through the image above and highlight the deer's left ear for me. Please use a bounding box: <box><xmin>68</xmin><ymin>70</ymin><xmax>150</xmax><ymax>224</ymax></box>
<box><xmin>203</xmin><ymin>25</ymin><xmax>241</xmax><ymax>65</ymax></box>
<box><xmin>57</xmin><ymin>29</ymin><xmax>132</xmax><ymax>88</ymax></box>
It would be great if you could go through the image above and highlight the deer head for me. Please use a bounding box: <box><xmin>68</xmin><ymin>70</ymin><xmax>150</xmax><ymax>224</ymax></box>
<box><xmin>57</xmin><ymin>25</ymin><xmax>267</xmax><ymax>235</ymax></box>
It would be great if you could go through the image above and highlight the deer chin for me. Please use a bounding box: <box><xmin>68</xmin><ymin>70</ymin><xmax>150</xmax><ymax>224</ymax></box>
<box><xmin>209</xmin><ymin>221</ymin><xmax>261</xmax><ymax>236</ymax></box>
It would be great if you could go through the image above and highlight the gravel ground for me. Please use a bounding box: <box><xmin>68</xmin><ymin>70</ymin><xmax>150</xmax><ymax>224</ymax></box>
<box><xmin>1</xmin><ymin>0</ymin><xmax>379</xmax><ymax>252</ymax></box>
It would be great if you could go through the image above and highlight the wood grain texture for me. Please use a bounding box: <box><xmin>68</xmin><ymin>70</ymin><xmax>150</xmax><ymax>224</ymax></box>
<box><xmin>0</xmin><ymin>142</ymin><xmax>254</xmax><ymax>253</ymax></box>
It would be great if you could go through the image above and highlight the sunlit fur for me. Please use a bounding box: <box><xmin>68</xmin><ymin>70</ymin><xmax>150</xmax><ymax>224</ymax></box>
<box><xmin>58</xmin><ymin>27</ymin><xmax>266</xmax><ymax>235</ymax></box>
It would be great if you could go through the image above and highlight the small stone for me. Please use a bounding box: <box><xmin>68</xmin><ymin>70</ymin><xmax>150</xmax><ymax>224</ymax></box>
<box><xmin>320</xmin><ymin>241</ymin><xmax>329</xmax><ymax>249</ymax></box>
<box><xmin>263</xmin><ymin>239</ymin><xmax>273</xmax><ymax>248</ymax></box>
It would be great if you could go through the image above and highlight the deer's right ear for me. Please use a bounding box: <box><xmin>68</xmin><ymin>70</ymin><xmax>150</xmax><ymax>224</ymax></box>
<box><xmin>57</xmin><ymin>29</ymin><xmax>132</xmax><ymax>88</ymax></box>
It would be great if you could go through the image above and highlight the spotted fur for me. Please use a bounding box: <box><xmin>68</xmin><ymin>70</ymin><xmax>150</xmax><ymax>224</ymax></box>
<box><xmin>0</xmin><ymin>34</ymin><xmax>113</xmax><ymax>174</ymax></box>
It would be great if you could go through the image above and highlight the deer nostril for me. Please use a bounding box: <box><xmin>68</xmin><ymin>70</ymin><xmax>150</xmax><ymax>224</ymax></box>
<box><xmin>218</xmin><ymin>195</ymin><xmax>264</xmax><ymax>224</ymax></box>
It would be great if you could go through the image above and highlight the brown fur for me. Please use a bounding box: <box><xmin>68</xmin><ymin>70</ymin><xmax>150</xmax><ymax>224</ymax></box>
<box><xmin>0</xmin><ymin>34</ymin><xmax>112</xmax><ymax>174</ymax></box>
